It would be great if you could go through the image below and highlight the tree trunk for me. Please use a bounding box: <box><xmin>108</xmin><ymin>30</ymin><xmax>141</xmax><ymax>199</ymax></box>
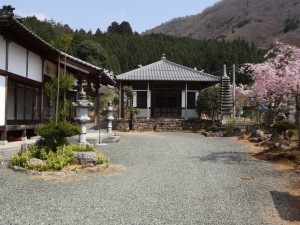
<box><xmin>267</xmin><ymin>108</ymin><xmax>273</xmax><ymax>130</ymax></box>
<box><xmin>296</xmin><ymin>96</ymin><xmax>300</xmax><ymax>149</ymax></box>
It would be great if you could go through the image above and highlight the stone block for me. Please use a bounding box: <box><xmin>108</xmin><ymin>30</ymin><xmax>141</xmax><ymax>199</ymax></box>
<box><xmin>73</xmin><ymin>151</ymin><xmax>98</xmax><ymax>166</ymax></box>
<box><xmin>29</xmin><ymin>158</ymin><xmax>46</xmax><ymax>166</ymax></box>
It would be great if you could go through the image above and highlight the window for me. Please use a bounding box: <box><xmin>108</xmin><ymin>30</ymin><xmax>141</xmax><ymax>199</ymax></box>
<box><xmin>25</xmin><ymin>86</ymin><xmax>33</xmax><ymax>120</ymax></box>
<box><xmin>187</xmin><ymin>92</ymin><xmax>196</xmax><ymax>109</ymax></box>
<box><xmin>137</xmin><ymin>91</ymin><xmax>147</xmax><ymax>108</ymax></box>
<box><xmin>7</xmin><ymin>81</ymin><xmax>15</xmax><ymax>120</ymax></box>
<box><xmin>7</xmin><ymin>80</ymin><xmax>40</xmax><ymax>121</ymax></box>
<box><xmin>17</xmin><ymin>84</ymin><xmax>25</xmax><ymax>120</ymax></box>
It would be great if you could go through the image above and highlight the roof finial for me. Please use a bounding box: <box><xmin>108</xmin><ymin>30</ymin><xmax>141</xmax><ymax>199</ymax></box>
<box><xmin>223</xmin><ymin>64</ymin><xmax>228</xmax><ymax>77</ymax></box>
<box><xmin>0</xmin><ymin>5</ymin><xmax>15</xmax><ymax>17</ymax></box>
<box><xmin>162</xmin><ymin>53</ymin><xmax>166</xmax><ymax>60</ymax></box>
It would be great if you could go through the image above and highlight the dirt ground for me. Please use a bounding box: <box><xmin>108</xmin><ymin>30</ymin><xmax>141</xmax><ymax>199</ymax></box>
<box><xmin>27</xmin><ymin>164</ymin><xmax>127</xmax><ymax>182</ymax></box>
<box><xmin>237</xmin><ymin>133</ymin><xmax>300</xmax><ymax>225</ymax></box>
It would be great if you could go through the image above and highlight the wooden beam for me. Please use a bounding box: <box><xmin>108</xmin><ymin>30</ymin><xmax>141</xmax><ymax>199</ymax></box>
<box><xmin>60</xmin><ymin>61</ymin><xmax>90</xmax><ymax>74</ymax></box>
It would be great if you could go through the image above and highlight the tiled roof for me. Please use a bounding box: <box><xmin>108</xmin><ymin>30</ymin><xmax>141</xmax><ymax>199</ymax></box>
<box><xmin>0</xmin><ymin>5</ymin><xmax>115</xmax><ymax>85</ymax></box>
<box><xmin>116</xmin><ymin>57</ymin><xmax>220</xmax><ymax>82</ymax></box>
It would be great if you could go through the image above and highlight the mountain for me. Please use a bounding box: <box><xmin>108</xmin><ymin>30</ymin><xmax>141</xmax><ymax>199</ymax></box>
<box><xmin>145</xmin><ymin>0</ymin><xmax>300</xmax><ymax>48</ymax></box>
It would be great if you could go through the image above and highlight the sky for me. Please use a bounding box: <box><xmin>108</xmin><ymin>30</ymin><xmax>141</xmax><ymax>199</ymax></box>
<box><xmin>1</xmin><ymin>0</ymin><xmax>221</xmax><ymax>33</ymax></box>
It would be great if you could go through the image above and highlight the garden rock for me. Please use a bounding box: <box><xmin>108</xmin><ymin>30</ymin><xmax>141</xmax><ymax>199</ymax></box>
<box><xmin>274</xmin><ymin>141</ymin><xmax>292</xmax><ymax>150</ymax></box>
<box><xmin>270</xmin><ymin>132</ymin><xmax>284</xmax><ymax>141</ymax></box>
<box><xmin>250</xmin><ymin>130</ymin><xmax>265</xmax><ymax>142</ymax></box>
<box><xmin>203</xmin><ymin>131</ymin><xmax>223</xmax><ymax>137</ymax></box>
<box><xmin>276</xmin><ymin>112</ymin><xmax>286</xmax><ymax>121</ymax></box>
<box><xmin>246</xmin><ymin>124</ymin><xmax>259</xmax><ymax>133</ymax></box>
<box><xmin>233</xmin><ymin>128</ymin><xmax>242</xmax><ymax>136</ymax></box>
<box><xmin>73</xmin><ymin>151</ymin><xmax>98</xmax><ymax>166</ymax></box>
<box><xmin>29</xmin><ymin>158</ymin><xmax>45</xmax><ymax>166</ymax></box>
<box><xmin>87</xmin><ymin>163</ymin><xmax>108</xmax><ymax>173</ymax></box>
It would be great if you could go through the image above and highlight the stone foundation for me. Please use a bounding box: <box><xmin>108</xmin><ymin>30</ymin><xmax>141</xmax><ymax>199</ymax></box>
<box><xmin>115</xmin><ymin>118</ymin><xmax>214</xmax><ymax>132</ymax></box>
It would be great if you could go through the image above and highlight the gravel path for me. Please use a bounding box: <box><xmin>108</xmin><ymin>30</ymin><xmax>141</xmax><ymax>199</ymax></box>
<box><xmin>0</xmin><ymin>132</ymin><xmax>294</xmax><ymax>225</ymax></box>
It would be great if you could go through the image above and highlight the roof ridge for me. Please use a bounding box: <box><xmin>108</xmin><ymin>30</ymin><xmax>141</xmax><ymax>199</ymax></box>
<box><xmin>163</xmin><ymin>59</ymin><xmax>219</xmax><ymax>79</ymax></box>
<box><xmin>1</xmin><ymin>13</ymin><xmax>114</xmax><ymax>83</ymax></box>
<box><xmin>116</xmin><ymin>58</ymin><xmax>220</xmax><ymax>82</ymax></box>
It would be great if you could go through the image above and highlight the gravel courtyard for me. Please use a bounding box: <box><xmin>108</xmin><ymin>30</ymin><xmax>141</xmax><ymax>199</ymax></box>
<box><xmin>0</xmin><ymin>132</ymin><xmax>297</xmax><ymax>225</ymax></box>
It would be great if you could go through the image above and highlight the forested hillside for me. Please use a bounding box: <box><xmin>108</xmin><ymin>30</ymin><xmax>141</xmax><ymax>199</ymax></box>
<box><xmin>146</xmin><ymin>0</ymin><xmax>300</xmax><ymax>48</ymax></box>
<box><xmin>23</xmin><ymin>17</ymin><xmax>264</xmax><ymax>83</ymax></box>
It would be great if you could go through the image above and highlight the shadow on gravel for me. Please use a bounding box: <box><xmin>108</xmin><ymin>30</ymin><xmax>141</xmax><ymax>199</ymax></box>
<box><xmin>192</xmin><ymin>151</ymin><xmax>256</xmax><ymax>165</ymax></box>
<box><xmin>270</xmin><ymin>191</ymin><xmax>300</xmax><ymax>222</ymax></box>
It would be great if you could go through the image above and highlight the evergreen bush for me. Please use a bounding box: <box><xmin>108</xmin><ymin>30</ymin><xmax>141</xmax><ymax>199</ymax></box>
<box><xmin>225</xmin><ymin>119</ymin><xmax>236</xmax><ymax>136</ymax></box>
<box><xmin>35</xmin><ymin>121</ymin><xmax>81</xmax><ymax>152</ymax></box>
<box><xmin>272</xmin><ymin>120</ymin><xmax>296</xmax><ymax>138</ymax></box>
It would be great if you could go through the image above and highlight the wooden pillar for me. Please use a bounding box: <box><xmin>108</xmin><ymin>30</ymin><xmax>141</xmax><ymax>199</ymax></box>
<box><xmin>119</xmin><ymin>82</ymin><xmax>124</xmax><ymax>119</ymax></box>
<box><xmin>147</xmin><ymin>81</ymin><xmax>150</xmax><ymax>119</ymax></box>
<box><xmin>1</xmin><ymin>39</ymin><xmax>9</xmax><ymax>144</ymax></box>
<box><xmin>94</xmin><ymin>84</ymin><xmax>100</xmax><ymax>130</ymax></box>
<box><xmin>0</xmin><ymin>75</ymin><xmax>8</xmax><ymax>144</ymax></box>
<box><xmin>40</xmin><ymin>59</ymin><xmax>44</xmax><ymax>123</ymax></box>
<box><xmin>55</xmin><ymin>53</ymin><xmax>61</xmax><ymax>123</ymax></box>
<box><xmin>185</xmin><ymin>82</ymin><xmax>188</xmax><ymax>119</ymax></box>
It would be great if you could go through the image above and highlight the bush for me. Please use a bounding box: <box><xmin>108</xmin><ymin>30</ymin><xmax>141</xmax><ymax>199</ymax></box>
<box><xmin>207</xmin><ymin>124</ymin><xmax>220</xmax><ymax>132</ymax></box>
<box><xmin>35</xmin><ymin>121</ymin><xmax>81</xmax><ymax>152</ymax></box>
<box><xmin>69</xmin><ymin>144</ymin><xmax>95</xmax><ymax>152</ymax></box>
<box><xmin>9</xmin><ymin>151</ymin><xmax>31</xmax><ymax>168</ymax></box>
<box><xmin>96</xmin><ymin>152</ymin><xmax>109</xmax><ymax>164</ymax></box>
<box><xmin>272</xmin><ymin>120</ymin><xmax>296</xmax><ymax>138</ymax></box>
<box><xmin>9</xmin><ymin>144</ymin><xmax>109</xmax><ymax>171</ymax></box>
<box><xmin>27</xmin><ymin>145</ymin><xmax>48</xmax><ymax>160</ymax></box>
<box><xmin>287</xmin><ymin>130</ymin><xmax>294</xmax><ymax>140</ymax></box>
<box><xmin>225</xmin><ymin>119</ymin><xmax>236</xmax><ymax>136</ymax></box>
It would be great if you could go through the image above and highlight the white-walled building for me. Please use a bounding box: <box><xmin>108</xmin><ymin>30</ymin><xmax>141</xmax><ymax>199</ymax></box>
<box><xmin>0</xmin><ymin>6</ymin><xmax>115</xmax><ymax>144</ymax></box>
<box><xmin>116</xmin><ymin>55</ymin><xmax>220</xmax><ymax>119</ymax></box>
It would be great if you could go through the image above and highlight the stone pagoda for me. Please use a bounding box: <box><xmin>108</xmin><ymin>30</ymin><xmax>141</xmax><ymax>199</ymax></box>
<box><xmin>220</xmin><ymin>65</ymin><xmax>233</xmax><ymax>124</ymax></box>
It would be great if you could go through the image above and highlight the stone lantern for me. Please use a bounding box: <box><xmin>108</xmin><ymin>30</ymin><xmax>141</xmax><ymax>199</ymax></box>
<box><xmin>72</xmin><ymin>87</ymin><xmax>93</xmax><ymax>144</ymax></box>
<box><xmin>104</xmin><ymin>101</ymin><xmax>115</xmax><ymax>134</ymax></box>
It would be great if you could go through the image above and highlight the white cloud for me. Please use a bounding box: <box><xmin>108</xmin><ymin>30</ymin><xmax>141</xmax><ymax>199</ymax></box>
<box><xmin>14</xmin><ymin>9</ymin><xmax>48</xmax><ymax>21</ymax></box>
<box><xmin>29</xmin><ymin>13</ymin><xmax>48</xmax><ymax>21</ymax></box>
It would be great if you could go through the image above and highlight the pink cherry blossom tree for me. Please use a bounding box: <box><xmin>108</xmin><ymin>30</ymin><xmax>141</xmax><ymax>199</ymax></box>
<box><xmin>242</xmin><ymin>41</ymin><xmax>300</xmax><ymax>146</ymax></box>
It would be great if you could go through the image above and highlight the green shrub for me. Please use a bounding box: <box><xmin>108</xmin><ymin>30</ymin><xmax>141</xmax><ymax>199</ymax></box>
<box><xmin>27</xmin><ymin>145</ymin><xmax>48</xmax><ymax>160</ymax></box>
<box><xmin>35</xmin><ymin>121</ymin><xmax>81</xmax><ymax>152</ymax></box>
<box><xmin>31</xmin><ymin>163</ymin><xmax>50</xmax><ymax>172</ymax></box>
<box><xmin>9</xmin><ymin>143</ymin><xmax>109</xmax><ymax>171</ymax></box>
<box><xmin>69</xmin><ymin>144</ymin><xmax>95</xmax><ymax>152</ymax></box>
<box><xmin>96</xmin><ymin>152</ymin><xmax>109</xmax><ymax>164</ymax></box>
<box><xmin>41</xmin><ymin>146</ymin><xmax>76</xmax><ymax>171</ymax></box>
<box><xmin>225</xmin><ymin>119</ymin><xmax>236</xmax><ymax>136</ymax></box>
<box><xmin>287</xmin><ymin>130</ymin><xmax>294</xmax><ymax>140</ymax></box>
<box><xmin>56</xmin><ymin>145</ymin><xmax>77</xmax><ymax>165</ymax></box>
<box><xmin>46</xmin><ymin>151</ymin><xmax>64</xmax><ymax>170</ymax></box>
<box><xmin>207</xmin><ymin>124</ymin><xmax>219</xmax><ymax>132</ymax></box>
<box><xmin>272</xmin><ymin>120</ymin><xmax>296</xmax><ymax>138</ymax></box>
<box><xmin>9</xmin><ymin>151</ymin><xmax>31</xmax><ymax>168</ymax></box>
